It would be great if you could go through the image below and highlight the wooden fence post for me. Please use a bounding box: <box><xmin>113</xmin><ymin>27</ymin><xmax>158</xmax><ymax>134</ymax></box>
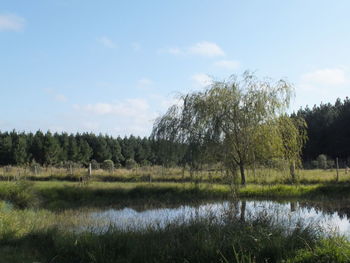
<box><xmin>336</xmin><ymin>157</ymin><xmax>339</xmax><ymax>182</ymax></box>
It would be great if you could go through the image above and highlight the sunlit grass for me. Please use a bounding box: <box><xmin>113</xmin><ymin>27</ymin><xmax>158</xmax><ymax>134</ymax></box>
<box><xmin>2</xmin><ymin>165</ymin><xmax>350</xmax><ymax>186</ymax></box>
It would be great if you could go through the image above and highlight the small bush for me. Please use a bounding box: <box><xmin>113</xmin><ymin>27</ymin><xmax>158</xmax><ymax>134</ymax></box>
<box><xmin>90</xmin><ymin>160</ymin><xmax>100</xmax><ymax>170</ymax></box>
<box><xmin>140</xmin><ymin>160</ymin><xmax>151</xmax><ymax>167</ymax></box>
<box><xmin>0</xmin><ymin>181</ymin><xmax>37</xmax><ymax>208</ymax></box>
<box><xmin>125</xmin><ymin>158</ymin><xmax>138</xmax><ymax>169</ymax></box>
<box><xmin>317</xmin><ymin>154</ymin><xmax>328</xmax><ymax>169</ymax></box>
<box><xmin>102</xmin><ymin>160</ymin><xmax>114</xmax><ymax>171</ymax></box>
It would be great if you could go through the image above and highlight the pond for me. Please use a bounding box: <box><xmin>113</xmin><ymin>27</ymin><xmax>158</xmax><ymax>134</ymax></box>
<box><xmin>85</xmin><ymin>200</ymin><xmax>350</xmax><ymax>237</ymax></box>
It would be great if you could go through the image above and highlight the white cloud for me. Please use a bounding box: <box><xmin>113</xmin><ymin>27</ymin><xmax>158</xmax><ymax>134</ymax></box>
<box><xmin>192</xmin><ymin>73</ymin><xmax>213</xmax><ymax>88</ymax></box>
<box><xmin>55</xmin><ymin>94</ymin><xmax>68</xmax><ymax>102</ymax></box>
<box><xmin>188</xmin><ymin>41</ymin><xmax>225</xmax><ymax>57</ymax></box>
<box><xmin>137</xmin><ymin>78</ymin><xmax>153</xmax><ymax>89</ymax></box>
<box><xmin>301</xmin><ymin>68</ymin><xmax>346</xmax><ymax>86</ymax></box>
<box><xmin>44</xmin><ymin>88</ymin><xmax>68</xmax><ymax>103</ymax></box>
<box><xmin>167</xmin><ymin>47</ymin><xmax>183</xmax><ymax>55</ymax></box>
<box><xmin>161</xmin><ymin>41</ymin><xmax>225</xmax><ymax>58</ymax></box>
<box><xmin>97</xmin><ymin>36</ymin><xmax>117</xmax><ymax>48</ymax></box>
<box><xmin>74</xmin><ymin>98</ymin><xmax>157</xmax><ymax>136</ymax></box>
<box><xmin>149</xmin><ymin>94</ymin><xmax>182</xmax><ymax>111</ymax></box>
<box><xmin>213</xmin><ymin>60</ymin><xmax>240</xmax><ymax>71</ymax></box>
<box><xmin>75</xmin><ymin>99</ymin><xmax>153</xmax><ymax>118</ymax></box>
<box><xmin>0</xmin><ymin>14</ymin><xmax>25</xmax><ymax>31</ymax></box>
<box><xmin>292</xmin><ymin>68</ymin><xmax>349</xmax><ymax>111</ymax></box>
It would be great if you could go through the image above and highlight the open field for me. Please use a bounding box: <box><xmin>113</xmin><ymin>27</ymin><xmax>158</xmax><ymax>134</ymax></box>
<box><xmin>2</xmin><ymin>203</ymin><xmax>349</xmax><ymax>263</ymax></box>
<box><xmin>0</xmin><ymin>166</ymin><xmax>349</xmax><ymax>185</ymax></box>
<box><xmin>2</xmin><ymin>168</ymin><xmax>350</xmax><ymax>262</ymax></box>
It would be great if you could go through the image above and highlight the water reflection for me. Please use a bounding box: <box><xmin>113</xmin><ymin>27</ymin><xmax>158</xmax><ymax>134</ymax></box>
<box><xmin>87</xmin><ymin>200</ymin><xmax>350</xmax><ymax>237</ymax></box>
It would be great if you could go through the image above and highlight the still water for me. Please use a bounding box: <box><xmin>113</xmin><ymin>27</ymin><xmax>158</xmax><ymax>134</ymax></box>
<box><xmin>87</xmin><ymin>200</ymin><xmax>350</xmax><ymax>236</ymax></box>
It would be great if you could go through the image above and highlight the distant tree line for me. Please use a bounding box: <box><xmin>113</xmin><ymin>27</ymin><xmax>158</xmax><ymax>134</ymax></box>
<box><xmin>295</xmin><ymin>97</ymin><xmax>350</xmax><ymax>167</ymax></box>
<box><xmin>0</xmin><ymin>131</ymin><xmax>186</xmax><ymax>168</ymax></box>
<box><xmin>1</xmin><ymin>97</ymin><xmax>350</xmax><ymax>169</ymax></box>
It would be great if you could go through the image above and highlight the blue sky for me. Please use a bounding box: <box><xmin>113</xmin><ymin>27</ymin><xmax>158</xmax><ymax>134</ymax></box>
<box><xmin>1</xmin><ymin>0</ymin><xmax>349</xmax><ymax>136</ymax></box>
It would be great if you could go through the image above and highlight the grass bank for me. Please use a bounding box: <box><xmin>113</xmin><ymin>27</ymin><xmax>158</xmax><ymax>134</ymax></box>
<box><xmin>1</xmin><ymin>204</ymin><xmax>349</xmax><ymax>263</ymax></box>
<box><xmin>2</xmin><ymin>181</ymin><xmax>350</xmax><ymax>210</ymax></box>
<box><xmin>1</xmin><ymin>166</ymin><xmax>350</xmax><ymax>185</ymax></box>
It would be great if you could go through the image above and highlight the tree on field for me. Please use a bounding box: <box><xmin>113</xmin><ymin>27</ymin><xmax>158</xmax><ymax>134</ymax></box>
<box><xmin>0</xmin><ymin>133</ymin><xmax>13</xmax><ymax>165</ymax></box>
<box><xmin>67</xmin><ymin>135</ymin><xmax>79</xmax><ymax>162</ymax></box>
<box><xmin>277</xmin><ymin>115</ymin><xmax>307</xmax><ymax>180</ymax></box>
<box><xmin>42</xmin><ymin>131</ymin><xmax>61</xmax><ymax>166</ymax></box>
<box><xmin>102</xmin><ymin>159</ymin><xmax>114</xmax><ymax>171</ymax></box>
<box><xmin>12</xmin><ymin>134</ymin><xmax>28</xmax><ymax>165</ymax></box>
<box><xmin>152</xmin><ymin>71</ymin><xmax>305</xmax><ymax>185</ymax></box>
<box><xmin>317</xmin><ymin>154</ymin><xmax>328</xmax><ymax>169</ymax></box>
<box><xmin>77</xmin><ymin>138</ymin><xmax>93</xmax><ymax>165</ymax></box>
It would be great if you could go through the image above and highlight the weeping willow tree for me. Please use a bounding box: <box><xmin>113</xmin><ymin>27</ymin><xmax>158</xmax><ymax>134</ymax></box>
<box><xmin>152</xmin><ymin>71</ymin><xmax>307</xmax><ymax>185</ymax></box>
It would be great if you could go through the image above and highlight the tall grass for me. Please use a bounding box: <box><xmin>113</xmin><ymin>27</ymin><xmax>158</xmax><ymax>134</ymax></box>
<box><xmin>1</xmin><ymin>180</ymin><xmax>350</xmax><ymax>211</ymax></box>
<box><xmin>1</xmin><ymin>204</ymin><xmax>343</xmax><ymax>263</ymax></box>
<box><xmin>2</xmin><ymin>165</ymin><xmax>349</xmax><ymax>185</ymax></box>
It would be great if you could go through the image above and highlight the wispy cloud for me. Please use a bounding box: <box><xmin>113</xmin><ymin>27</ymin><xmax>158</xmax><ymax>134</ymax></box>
<box><xmin>137</xmin><ymin>78</ymin><xmax>153</xmax><ymax>89</ymax></box>
<box><xmin>191</xmin><ymin>73</ymin><xmax>213</xmax><ymax>88</ymax></box>
<box><xmin>55</xmin><ymin>94</ymin><xmax>68</xmax><ymax>102</ymax></box>
<box><xmin>75</xmin><ymin>99</ymin><xmax>154</xmax><ymax>118</ymax></box>
<box><xmin>74</xmin><ymin>98</ymin><xmax>157</xmax><ymax>136</ymax></box>
<box><xmin>97</xmin><ymin>36</ymin><xmax>117</xmax><ymax>48</ymax></box>
<box><xmin>293</xmin><ymin>68</ymin><xmax>349</xmax><ymax>110</ymax></box>
<box><xmin>44</xmin><ymin>88</ymin><xmax>68</xmax><ymax>103</ymax></box>
<box><xmin>213</xmin><ymin>60</ymin><xmax>240</xmax><ymax>71</ymax></box>
<box><xmin>0</xmin><ymin>13</ymin><xmax>25</xmax><ymax>32</ymax></box>
<box><xmin>188</xmin><ymin>41</ymin><xmax>225</xmax><ymax>57</ymax></box>
<box><xmin>161</xmin><ymin>41</ymin><xmax>225</xmax><ymax>58</ymax></box>
<box><xmin>301</xmin><ymin>68</ymin><xmax>346</xmax><ymax>86</ymax></box>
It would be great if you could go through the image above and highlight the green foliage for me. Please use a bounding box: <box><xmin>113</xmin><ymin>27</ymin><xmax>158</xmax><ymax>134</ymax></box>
<box><xmin>90</xmin><ymin>159</ymin><xmax>100</xmax><ymax>169</ymax></box>
<box><xmin>42</xmin><ymin>131</ymin><xmax>61</xmax><ymax>166</ymax></box>
<box><xmin>289</xmin><ymin>237</ymin><xmax>350</xmax><ymax>263</ymax></box>
<box><xmin>101</xmin><ymin>159</ymin><xmax>114</xmax><ymax>171</ymax></box>
<box><xmin>317</xmin><ymin>154</ymin><xmax>328</xmax><ymax>169</ymax></box>
<box><xmin>125</xmin><ymin>158</ymin><xmax>138</xmax><ymax>169</ymax></box>
<box><xmin>152</xmin><ymin>72</ymin><xmax>302</xmax><ymax>184</ymax></box>
<box><xmin>0</xmin><ymin>131</ymin><xmax>179</xmax><ymax>168</ymax></box>
<box><xmin>0</xmin><ymin>181</ymin><xmax>37</xmax><ymax>208</ymax></box>
<box><xmin>0</xmin><ymin>203</ymin><xmax>342</xmax><ymax>263</ymax></box>
<box><xmin>140</xmin><ymin>159</ymin><xmax>151</xmax><ymax>167</ymax></box>
<box><xmin>12</xmin><ymin>134</ymin><xmax>28</xmax><ymax>165</ymax></box>
<box><xmin>297</xmin><ymin>97</ymin><xmax>350</xmax><ymax>163</ymax></box>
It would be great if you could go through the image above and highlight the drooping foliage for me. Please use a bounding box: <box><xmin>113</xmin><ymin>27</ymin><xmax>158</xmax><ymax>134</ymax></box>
<box><xmin>152</xmin><ymin>72</ymin><xmax>306</xmax><ymax>184</ymax></box>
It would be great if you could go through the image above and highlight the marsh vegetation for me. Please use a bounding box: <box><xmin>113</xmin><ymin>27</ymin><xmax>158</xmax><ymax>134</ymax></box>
<box><xmin>2</xmin><ymin>73</ymin><xmax>350</xmax><ymax>262</ymax></box>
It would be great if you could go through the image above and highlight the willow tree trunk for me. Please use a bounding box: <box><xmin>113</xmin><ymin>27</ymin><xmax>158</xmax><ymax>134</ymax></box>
<box><xmin>290</xmin><ymin>161</ymin><xmax>296</xmax><ymax>182</ymax></box>
<box><xmin>239</xmin><ymin>163</ymin><xmax>246</xmax><ymax>185</ymax></box>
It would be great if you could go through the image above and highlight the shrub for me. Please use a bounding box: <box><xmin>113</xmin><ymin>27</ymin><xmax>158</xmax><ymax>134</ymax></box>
<box><xmin>140</xmin><ymin>160</ymin><xmax>151</xmax><ymax>167</ymax></box>
<box><xmin>29</xmin><ymin>160</ymin><xmax>41</xmax><ymax>174</ymax></box>
<box><xmin>125</xmin><ymin>158</ymin><xmax>138</xmax><ymax>169</ymax></box>
<box><xmin>90</xmin><ymin>159</ymin><xmax>100</xmax><ymax>170</ymax></box>
<box><xmin>327</xmin><ymin>159</ymin><xmax>335</xmax><ymax>169</ymax></box>
<box><xmin>102</xmin><ymin>160</ymin><xmax>114</xmax><ymax>171</ymax></box>
<box><xmin>317</xmin><ymin>154</ymin><xmax>328</xmax><ymax>169</ymax></box>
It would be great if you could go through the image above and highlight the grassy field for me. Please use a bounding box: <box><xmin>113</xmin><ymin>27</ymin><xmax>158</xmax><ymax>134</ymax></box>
<box><xmin>1</xmin><ymin>165</ymin><xmax>349</xmax><ymax>185</ymax></box>
<box><xmin>1</xmin><ymin>168</ymin><xmax>350</xmax><ymax>262</ymax></box>
<box><xmin>1</xmin><ymin>198</ymin><xmax>350</xmax><ymax>263</ymax></box>
<box><xmin>2</xmin><ymin>180</ymin><xmax>350</xmax><ymax>211</ymax></box>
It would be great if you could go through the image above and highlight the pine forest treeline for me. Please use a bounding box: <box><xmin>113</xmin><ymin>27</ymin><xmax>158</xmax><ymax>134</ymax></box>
<box><xmin>0</xmin><ymin>131</ymin><xmax>185</xmax><ymax>168</ymax></box>
<box><xmin>1</xmin><ymin>97</ymin><xmax>350</xmax><ymax>168</ymax></box>
<box><xmin>295</xmin><ymin>97</ymin><xmax>350</xmax><ymax>166</ymax></box>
